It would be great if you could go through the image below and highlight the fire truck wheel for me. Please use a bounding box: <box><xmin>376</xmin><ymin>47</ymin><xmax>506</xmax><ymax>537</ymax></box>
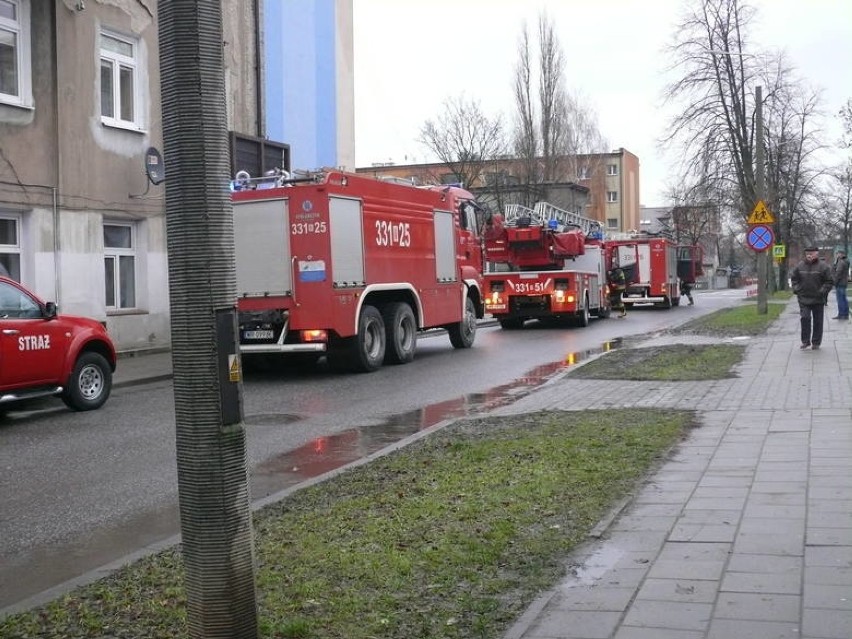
<box><xmin>382</xmin><ymin>302</ymin><xmax>417</xmax><ymax>365</ymax></box>
<box><xmin>62</xmin><ymin>351</ymin><xmax>112</xmax><ymax>411</ymax></box>
<box><xmin>332</xmin><ymin>304</ymin><xmax>386</xmax><ymax>373</ymax></box>
<box><xmin>448</xmin><ymin>297</ymin><xmax>477</xmax><ymax>349</ymax></box>
<box><xmin>575</xmin><ymin>296</ymin><xmax>590</xmax><ymax>327</ymax></box>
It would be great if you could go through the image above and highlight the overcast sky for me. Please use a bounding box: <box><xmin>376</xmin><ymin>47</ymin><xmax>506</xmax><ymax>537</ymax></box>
<box><xmin>352</xmin><ymin>0</ymin><xmax>852</xmax><ymax>206</ymax></box>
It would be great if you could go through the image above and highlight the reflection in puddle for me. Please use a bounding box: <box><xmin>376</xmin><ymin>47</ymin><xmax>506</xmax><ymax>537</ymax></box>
<box><xmin>252</xmin><ymin>339</ymin><xmax>623</xmax><ymax>499</ymax></box>
<box><xmin>561</xmin><ymin>543</ymin><xmax>626</xmax><ymax>588</ymax></box>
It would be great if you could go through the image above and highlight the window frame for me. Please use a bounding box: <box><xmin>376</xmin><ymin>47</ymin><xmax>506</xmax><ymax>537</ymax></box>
<box><xmin>99</xmin><ymin>29</ymin><xmax>143</xmax><ymax>131</ymax></box>
<box><xmin>606</xmin><ymin>164</ymin><xmax>618</xmax><ymax>176</ymax></box>
<box><xmin>0</xmin><ymin>213</ymin><xmax>21</xmax><ymax>280</ymax></box>
<box><xmin>606</xmin><ymin>191</ymin><xmax>618</xmax><ymax>203</ymax></box>
<box><xmin>0</xmin><ymin>0</ymin><xmax>33</xmax><ymax>108</ymax></box>
<box><xmin>606</xmin><ymin>218</ymin><xmax>619</xmax><ymax>229</ymax></box>
<box><xmin>103</xmin><ymin>221</ymin><xmax>137</xmax><ymax>310</ymax></box>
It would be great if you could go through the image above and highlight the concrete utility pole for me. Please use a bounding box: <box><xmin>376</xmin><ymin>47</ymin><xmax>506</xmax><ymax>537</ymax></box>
<box><xmin>755</xmin><ymin>85</ymin><xmax>768</xmax><ymax>315</ymax></box>
<box><xmin>158</xmin><ymin>2</ymin><xmax>258</xmax><ymax>637</ymax></box>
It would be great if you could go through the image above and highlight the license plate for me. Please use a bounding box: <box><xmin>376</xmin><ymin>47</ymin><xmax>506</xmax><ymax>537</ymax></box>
<box><xmin>243</xmin><ymin>330</ymin><xmax>274</xmax><ymax>340</ymax></box>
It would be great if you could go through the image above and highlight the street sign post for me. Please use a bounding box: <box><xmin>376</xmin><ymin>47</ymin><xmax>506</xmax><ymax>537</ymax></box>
<box><xmin>747</xmin><ymin>200</ymin><xmax>775</xmax><ymax>225</ymax></box>
<box><xmin>747</xmin><ymin>224</ymin><xmax>774</xmax><ymax>252</ymax></box>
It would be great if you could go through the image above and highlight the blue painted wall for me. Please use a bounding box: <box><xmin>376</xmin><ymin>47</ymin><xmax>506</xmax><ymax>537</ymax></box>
<box><xmin>265</xmin><ymin>1</ymin><xmax>338</xmax><ymax>171</ymax></box>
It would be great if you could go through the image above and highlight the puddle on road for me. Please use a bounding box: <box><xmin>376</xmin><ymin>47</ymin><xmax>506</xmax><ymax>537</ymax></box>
<box><xmin>252</xmin><ymin>338</ymin><xmax>623</xmax><ymax>499</ymax></box>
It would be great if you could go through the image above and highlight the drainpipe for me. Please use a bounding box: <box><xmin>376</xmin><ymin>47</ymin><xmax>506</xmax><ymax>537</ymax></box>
<box><xmin>52</xmin><ymin>0</ymin><xmax>62</xmax><ymax>304</ymax></box>
<box><xmin>254</xmin><ymin>0</ymin><xmax>265</xmax><ymax>138</ymax></box>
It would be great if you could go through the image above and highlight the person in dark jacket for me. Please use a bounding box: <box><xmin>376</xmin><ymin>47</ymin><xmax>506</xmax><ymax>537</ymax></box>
<box><xmin>608</xmin><ymin>267</ymin><xmax>627</xmax><ymax>318</ymax></box>
<box><xmin>790</xmin><ymin>246</ymin><xmax>834</xmax><ymax>349</ymax></box>
<box><xmin>831</xmin><ymin>250</ymin><xmax>849</xmax><ymax>320</ymax></box>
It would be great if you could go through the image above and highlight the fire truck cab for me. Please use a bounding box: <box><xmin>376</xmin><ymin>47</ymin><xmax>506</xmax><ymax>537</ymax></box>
<box><xmin>482</xmin><ymin>202</ymin><xmax>613</xmax><ymax>328</ymax></box>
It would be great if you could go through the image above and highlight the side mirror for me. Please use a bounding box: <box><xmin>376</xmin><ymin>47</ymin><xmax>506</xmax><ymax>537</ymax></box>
<box><xmin>44</xmin><ymin>301</ymin><xmax>58</xmax><ymax>319</ymax></box>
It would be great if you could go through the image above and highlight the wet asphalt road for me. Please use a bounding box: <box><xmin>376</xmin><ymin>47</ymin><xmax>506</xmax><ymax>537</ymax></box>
<box><xmin>0</xmin><ymin>290</ymin><xmax>741</xmax><ymax>612</ymax></box>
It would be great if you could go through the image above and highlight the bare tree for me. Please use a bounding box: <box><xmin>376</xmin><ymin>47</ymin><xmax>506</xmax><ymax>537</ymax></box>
<box><xmin>511</xmin><ymin>13</ymin><xmax>607</xmax><ymax>206</ymax></box>
<box><xmin>418</xmin><ymin>96</ymin><xmax>506</xmax><ymax>190</ymax></box>
<box><xmin>662</xmin><ymin>0</ymin><xmax>763</xmax><ymax>215</ymax></box>
<box><xmin>662</xmin><ymin>0</ymin><xmax>827</xmax><ymax>290</ymax></box>
<box><xmin>762</xmin><ymin>75</ymin><xmax>825</xmax><ymax>287</ymax></box>
<box><xmin>824</xmin><ymin>101</ymin><xmax>852</xmax><ymax>254</ymax></box>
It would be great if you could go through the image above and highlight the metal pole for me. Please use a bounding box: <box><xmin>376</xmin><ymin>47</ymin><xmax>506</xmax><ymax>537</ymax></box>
<box><xmin>755</xmin><ymin>85</ymin><xmax>768</xmax><ymax>314</ymax></box>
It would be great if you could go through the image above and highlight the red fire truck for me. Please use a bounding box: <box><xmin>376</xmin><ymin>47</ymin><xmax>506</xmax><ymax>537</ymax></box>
<box><xmin>605</xmin><ymin>233</ymin><xmax>703</xmax><ymax>308</ymax></box>
<box><xmin>230</xmin><ymin>170</ymin><xmax>486</xmax><ymax>372</ymax></box>
<box><xmin>482</xmin><ymin>202</ymin><xmax>633</xmax><ymax>329</ymax></box>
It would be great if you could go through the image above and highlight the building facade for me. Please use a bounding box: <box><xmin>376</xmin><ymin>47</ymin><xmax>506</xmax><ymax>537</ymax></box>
<box><xmin>0</xmin><ymin>1</ymin><xmax>352</xmax><ymax>352</ymax></box>
<box><xmin>356</xmin><ymin>148</ymin><xmax>641</xmax><ymax>232</ymax></box>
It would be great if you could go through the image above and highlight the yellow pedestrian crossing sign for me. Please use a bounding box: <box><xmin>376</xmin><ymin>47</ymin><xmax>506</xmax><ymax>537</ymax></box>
<box><xmin>772</xmin><ymin>244</ymin><xmax>785</xmax><ymax>258</ymax></box>
<box><xmin>747</xmin><ymin>200</ymin><xmax>775</xmax><ymax>224</ymax></box>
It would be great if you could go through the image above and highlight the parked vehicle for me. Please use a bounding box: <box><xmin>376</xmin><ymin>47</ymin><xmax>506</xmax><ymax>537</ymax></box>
<box><xmin>605</xmin><ymin>234</ymin><xmax>703</xmax><ymax>308</ymax></box>
<box><xmin>0</xmin><ymin>277</ymin><xmax>116</xmax><ymax>411</ymax></box>
<box><xmin>230</xmin><ymin>169</ymin><xmax>486</xmax><ymax>372</ymax></box>
<box><xmin>482</xmin><ymin>202</ymin><xmax>633</xmax><ymax>328</ymax></box>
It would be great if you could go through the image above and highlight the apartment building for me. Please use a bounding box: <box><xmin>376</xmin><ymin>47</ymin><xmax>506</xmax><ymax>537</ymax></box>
<box><xmin>0</xmin><ymin>1</ymin><xmax>352</xmax><ymax>351</ymax></box>
<box><xmin>356</xmin><ymin>147</ymin><xmax>641</xmax><ymax>232</ymax></box>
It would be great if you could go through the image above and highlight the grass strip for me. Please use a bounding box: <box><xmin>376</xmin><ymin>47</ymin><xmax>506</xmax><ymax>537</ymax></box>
<box><xmin>1</xmin><ymin>409</ymin><xmax>691</xmax><ymax>639</ymax></box>
<box><xmin>674</xmin><ymin>299</ymin><xmax>785</xmax><ymax>336</ymax></box>
<box><xmin>568</xmin><ymin>343</ymin><xmax>745</xmax><ymax>381</ymax></box>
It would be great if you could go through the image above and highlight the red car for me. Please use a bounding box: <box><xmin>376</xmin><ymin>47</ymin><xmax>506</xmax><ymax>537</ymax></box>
<box><xmin>0</xmin><ymin>277</ymin><xmax>116</xmax><ymax>411</ymax></box>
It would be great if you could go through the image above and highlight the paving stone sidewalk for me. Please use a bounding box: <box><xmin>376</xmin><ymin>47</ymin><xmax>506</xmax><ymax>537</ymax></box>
<box><xmin>501</xmin><ymin>298</ymin><xmax>852</xmax><ymax>639</ymax></box>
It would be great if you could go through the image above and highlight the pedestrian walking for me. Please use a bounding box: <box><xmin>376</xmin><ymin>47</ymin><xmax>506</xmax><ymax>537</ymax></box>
<box><xmin>831</xmin><ymin>249</ymin><xmax>849</xmax><ymax>320</ymax></box>
<box><xmin>608</xmin><ymin>267</ymin><xmax>627</xmax><ymax>318</ymax></box>
<box><xmin>790</xmin><ymin>246</ymin><xmax>834</xmax><ymax>349</ymax></box>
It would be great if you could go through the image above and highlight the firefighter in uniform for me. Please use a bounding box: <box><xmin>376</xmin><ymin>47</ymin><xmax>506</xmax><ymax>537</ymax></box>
<box><xmin>608</xmin><ymin>267</ymin><xmax>627</xmax><ymax>318</ymax></box>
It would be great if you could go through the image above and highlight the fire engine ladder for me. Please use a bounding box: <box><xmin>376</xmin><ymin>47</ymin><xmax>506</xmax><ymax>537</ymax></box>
<box><xmin>533</xmin><ymin>201</ymin><xmax>600</xmax><ymax>235</ymax></box>
<box><xmin>503</xmin><ymin>203</ymin><xmax>540</xmax><ymax>226</ymax></box>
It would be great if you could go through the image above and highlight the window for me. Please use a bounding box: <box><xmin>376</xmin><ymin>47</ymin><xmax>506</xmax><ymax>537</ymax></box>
<box><xmin>0</xmin><ymin>279</ymin><xmax>39</xmax><ymax>318</ymax></box>
<box><xmin>0</xmin><ymin>0</ymin><xmax>32</xmax><ymax>107</ymax></box>
<box><xmin>606</xmin><ymin>191</ymin><xmax>618</xmax><ymax>203</ymax></box>
<box><xmin>577</xmin><ymin>166</ymin><xmax>590</xmax><ymax>180</ymax></box>
<box><xmin>0</xmin><ymin>214</ymin><xmax>21</xmax><ymax>280</ymax></box>
<box><xmin>607</xmin><ymin>164</ymin><xmax>618</xmax><ymax>176</ymax></box>
<box><xmin>104</xmin><ymin>222</ymin><xmax>136</xmax><ymax>309</ymax></box>
<box><xmin>100</xmin><ymin>31</ymin><xmax>141</xmax><ymax>129</ymax></box>
<box><xmin>606</xmin><ymin>218</ymin><xmax>618</xmax><ymax>229</ymax></box>
<box><xmin>440</xmin><ymin>173</ymin><xmax>463</xmax><ymax>186</ymax></box>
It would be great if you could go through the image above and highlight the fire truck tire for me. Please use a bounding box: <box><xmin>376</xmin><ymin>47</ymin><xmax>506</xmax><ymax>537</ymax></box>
<box><xmin>448</xmin><ymin>297</ymin><xmax>477</xmax><ymax>349</ymax></box>
<box><xmin>382</xmin><ymin>302</ymin><xmax>417</xmax><ymax>365</ymax></box>
<box><xmin>62</xmin><ymin>351</ymin><xmax>112</xmax><ymax>411</ymax></box>
<box><xmin>330</xmin><ymin>305</ymin><xmax>386</xmax><ymax>373</ymax></box>
<box><xmin>575</xmin><ymin>296</ymin><xmax>590</xmax><ymax>327</ymax></box>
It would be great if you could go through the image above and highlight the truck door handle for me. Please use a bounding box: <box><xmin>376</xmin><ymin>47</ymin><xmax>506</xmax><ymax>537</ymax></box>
<box><xmin>2</xmin><ymin>329</ymin><xmax>20</xmax><ymax>335</ymax></box>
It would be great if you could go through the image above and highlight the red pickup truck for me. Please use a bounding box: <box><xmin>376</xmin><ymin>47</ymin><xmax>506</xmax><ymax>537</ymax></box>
<box><xmin>0</xmin><ymin>276</ymin><xmax>116</xmax><ymax>412</ymax></box>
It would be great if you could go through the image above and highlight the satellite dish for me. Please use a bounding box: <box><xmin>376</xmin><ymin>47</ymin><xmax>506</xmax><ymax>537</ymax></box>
<box><xmin>145</xmin><ymin>147</ymin><xmax>165</xmax><ymax>185</ymax></box>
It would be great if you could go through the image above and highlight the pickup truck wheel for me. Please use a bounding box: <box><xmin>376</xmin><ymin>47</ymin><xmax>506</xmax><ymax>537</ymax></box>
<box><xmin>382</xmin><ymin>302</ymin><xmax>417</xmax><ymax>365</ymax></box>
<box><xmin>62</xmin><ymin>352</ymin><xmax>112</xmax><ymax>411</ymax></box>
<box><xmin>448</xmin><ymin>297</ymin><xmax>476</xmax><ymax>349</ymax></box>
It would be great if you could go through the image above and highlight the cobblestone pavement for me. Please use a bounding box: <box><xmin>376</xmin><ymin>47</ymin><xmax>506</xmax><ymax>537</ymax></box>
<box><xmin>501</xmin><ymin>298</ymin><xmax>852</xmax><ymax>639</ymax></box>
